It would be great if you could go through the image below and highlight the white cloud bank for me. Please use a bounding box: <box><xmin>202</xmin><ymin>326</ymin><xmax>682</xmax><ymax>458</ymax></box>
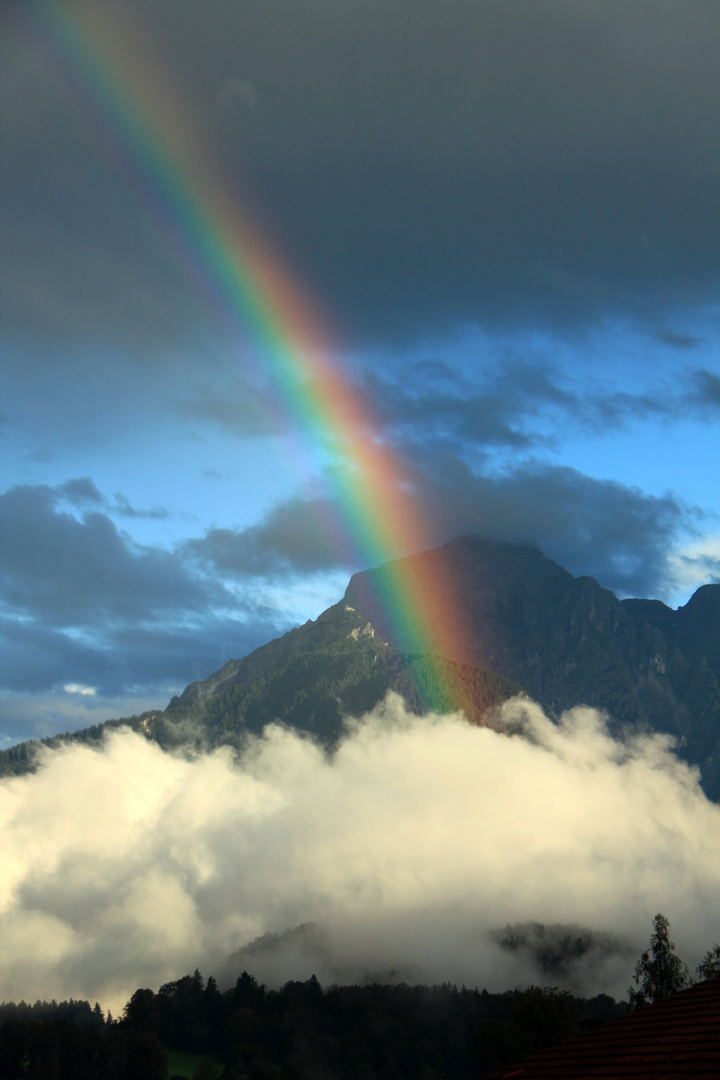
<box><xmin>1</xmin><ymin>696</ymin><xmax>718</xmax><ymax>1014</ymax></box>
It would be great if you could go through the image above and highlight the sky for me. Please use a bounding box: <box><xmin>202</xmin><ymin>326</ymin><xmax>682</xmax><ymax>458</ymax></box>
<box><xmin>2</xmin><ymin>0</ymin><xmax>720</xmax><ymax>743</ymax></box>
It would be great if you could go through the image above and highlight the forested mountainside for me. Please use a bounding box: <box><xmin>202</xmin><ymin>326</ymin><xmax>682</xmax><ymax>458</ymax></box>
<box><xmin>0</xmin><ymin>602</ymin><xmax>522</xmax><ymax>776</ymax></box>
<box><xmin>1</xmin><ymin>536</ymin><xmax>718</xmax><ymax>798</ymax></box>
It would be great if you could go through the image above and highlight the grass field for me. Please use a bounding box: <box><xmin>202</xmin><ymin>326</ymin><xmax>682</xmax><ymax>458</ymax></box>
<box><xmin>165</xmin><ymin>1047</ymin><xmax>222</xmax><ymax>1078</ymax></box>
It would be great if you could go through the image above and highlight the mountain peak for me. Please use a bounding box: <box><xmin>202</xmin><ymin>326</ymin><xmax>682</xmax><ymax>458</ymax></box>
<box><xmin>1</xmin><ymin>536</ymin><xmax>718</xmax><ymax>800</ymax></box>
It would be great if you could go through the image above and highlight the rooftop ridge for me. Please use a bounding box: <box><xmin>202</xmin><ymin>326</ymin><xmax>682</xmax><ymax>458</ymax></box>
<box><xmin>484</xmin><ymin>977</ymin><xmax>720</xmax><ymax>1078</ymax></box>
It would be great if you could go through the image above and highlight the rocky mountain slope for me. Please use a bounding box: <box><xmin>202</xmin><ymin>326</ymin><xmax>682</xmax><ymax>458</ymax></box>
<box><xmin>343</xmin><ymin>537</ymin><xmax>720</xmax><ymax>797</ymax></box>
<box><xmin>1</xmin><ymin>536</ymin><xmax>718</xmax><ymax>798</ymax></box>
<box><xmin>163</xmin><ymin>604</ymin><xmax>521</xmax><ymax>744</ymax></box>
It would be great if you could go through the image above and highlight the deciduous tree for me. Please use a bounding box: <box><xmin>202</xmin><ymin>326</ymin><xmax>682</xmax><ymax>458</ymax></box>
<box><xmin>628</xmin><ymin>913</ymin><xmax>691</xmax><ymax>1009</ymax></box>
<box><xmin>696</xmin><ymin>943</ymin><xmax>720</xmax><ymax>981</ymax></box>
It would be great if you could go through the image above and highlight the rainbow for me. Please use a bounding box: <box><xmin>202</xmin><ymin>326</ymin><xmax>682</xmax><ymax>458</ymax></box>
<box><xmin>27</xmin><ymin>1</ymin><xmax>475</xmax><ymax>705</ymax></box>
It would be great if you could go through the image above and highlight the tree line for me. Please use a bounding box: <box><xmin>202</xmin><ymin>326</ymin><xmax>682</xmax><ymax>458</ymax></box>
<box><xmin>0</xmin><ymin>971</ymin><xmax>622</xmax><ymax>1080</ymax></box>
<box><xmin>1</xmin><ymin>915</ymin><xmax>717</xmax><ymax>1079</ymax></box>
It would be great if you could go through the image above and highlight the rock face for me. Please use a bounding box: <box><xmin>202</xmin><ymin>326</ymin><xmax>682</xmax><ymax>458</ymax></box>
<box><xmin>344</xmin><ymin>536</ymin><xmax>720</xmax><ymax>798</ymax></box>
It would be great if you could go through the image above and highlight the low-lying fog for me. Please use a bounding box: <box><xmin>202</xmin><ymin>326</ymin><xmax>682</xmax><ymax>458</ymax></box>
<box><xmin>1</xmin><ymin>695</ymin><xmax>718</xmax><ymax>1014</ymax></box>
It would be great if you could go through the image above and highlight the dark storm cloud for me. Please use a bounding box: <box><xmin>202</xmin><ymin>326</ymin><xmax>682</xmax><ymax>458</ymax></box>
<box><xmin>0</xmin><ymin>616</ymin><xmax>102</xmax><ymax>694</ymax></box>
<box><xmin>658</xmin><ymin>329</ymin><xmax>703</xmax><ymax>350</ymax></box>
<box><xmin>414</xmin><ymin>459</ymin><xmax>689</xmax><ymax>599</ymax></box>
<box><xmin>364</xmin><ymin>359</ymin><xmax>579</xmax><ymax>452</ymax></box>
<box><xmin>0</xmin><ymin>483</ymin><xmax>217</xmax><ymax>626</ymax></box>
<box><xmin>692</xmin><ymin>369</ymin><xmax>720</xmax><ymax>411</ymax></box>
<box><xmin>570</xmin><ymin>368</ymin><xmax>720</xmax><ymax>431</ymax></box>
<box><xmin>111</xmin><ymin>494</ymin><xmax>169</xmax><ymax>520</ymax></box>
<box><xmin>190</xmin><ymin>461</ymin><xmax>690</xmax><ymax>601</ymax></box>
<box><xmin>186</xmin><ymin>496</ymin><xmax>357</xmax><ymax>577</ymax></box>
<box><xmin>584</xmin><ymin>365</ymin><xmax>720</xmax><ymax>426</ymax></box>
<box><xmin>173</xmin><ymin>379</ymin><xmax>279</xmax><ymax>438</ymax></box>
<box><xmin>3</xmin><ymin>1</ymin><xmax>720</xmax><ymax>348</ymax></box>
<box><xmin>0</xmin><ymin>602</ymin><xmax>283</xmax><ymax>723</ymax></box>
<box><xmin>366</xmin><ymin>376</ymin><xmax>541</xmax><ymax>452</ymax></box>
<box><xmin>0</xmin><ymin>610</ymin><xmax>282</xmax><ymax>743</ymax></box>
<box><xmin>36</xmin><ymin>479</ymin><xmax>168</xmax><ymax>521</ymax></box>
<box><xmin>361</xmin><ymin>360</ymin><xmax>720</xmax><ymax>458</ymax></box>
<box><xmin>168</xmin><ymin>0</ymin><xmax>720</xmax><ymax>340</ymax></box>
<box><xmin>0</xmin><ymin>481</ymin><xmax>288</xmax><ymax>711</ymax></box>
<box><xmin>0</xmin><ymin>3</ymin><xmax>208</xmax><ymax>352</ymax></box>
<box><xmin>58</xmin><ymin>477</ymin><xmax>105</xmax><ymax>506</ymax></box>
<box><xmin>587</xmin><ymin>390</ymin><xmax>673</xmax><ymax>430</ymax></box>
<box><xmin>106</xmin><ymin>616</ymin><xmax>283</xmax><ymax>684</ymax></box>
<box><xmin>217</xmin><ymin>76</ymin><xmax>258</xmax><ymax>114</ymax></box>
<box><xmin>0</xmin><ymin>195</ymin><xmax>207</xmax><ymax>352</ymax></box>
<box><xmin>0</xmin><ymin>467</ymin><xmax>699</xmax><ymax>732</ymax></box>
<box><xmin>582</xmin><ymin>368</ymin><xmax>720</xmax><ymax>429</ymax></box>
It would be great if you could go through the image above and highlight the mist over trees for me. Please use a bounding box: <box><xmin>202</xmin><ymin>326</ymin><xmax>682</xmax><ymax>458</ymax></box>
<box><xmin>2</xmin><ymin>914</ymin><xmax>718</xmax><ymax>1080</ymax></box>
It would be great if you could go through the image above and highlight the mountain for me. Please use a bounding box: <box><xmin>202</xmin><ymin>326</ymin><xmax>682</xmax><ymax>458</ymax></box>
<box><xmin>342</xmin><ymin>537</ymin><xmax>720</xmax><ymax>797</ymax></box>
<box><xmin>1</xmin><ymin>536</ymin><xmax>718</xmax><ymax>798</ymax></box>
<box><xmin>164</xmin><ymin>602</ymin><xmax>522</xmax><ymax>743</ymax></box>
<box><xmin>0</xmin><ymin>596</ymin><xmax>523</xmax><ymax>777</ymax></box>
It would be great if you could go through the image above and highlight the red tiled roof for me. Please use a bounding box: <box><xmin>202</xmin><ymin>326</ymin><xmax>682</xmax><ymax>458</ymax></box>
<box><xmin>483</xmin><ymin>977</ymin><xmax>720</xmax><ymax>1079</ymax></box>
